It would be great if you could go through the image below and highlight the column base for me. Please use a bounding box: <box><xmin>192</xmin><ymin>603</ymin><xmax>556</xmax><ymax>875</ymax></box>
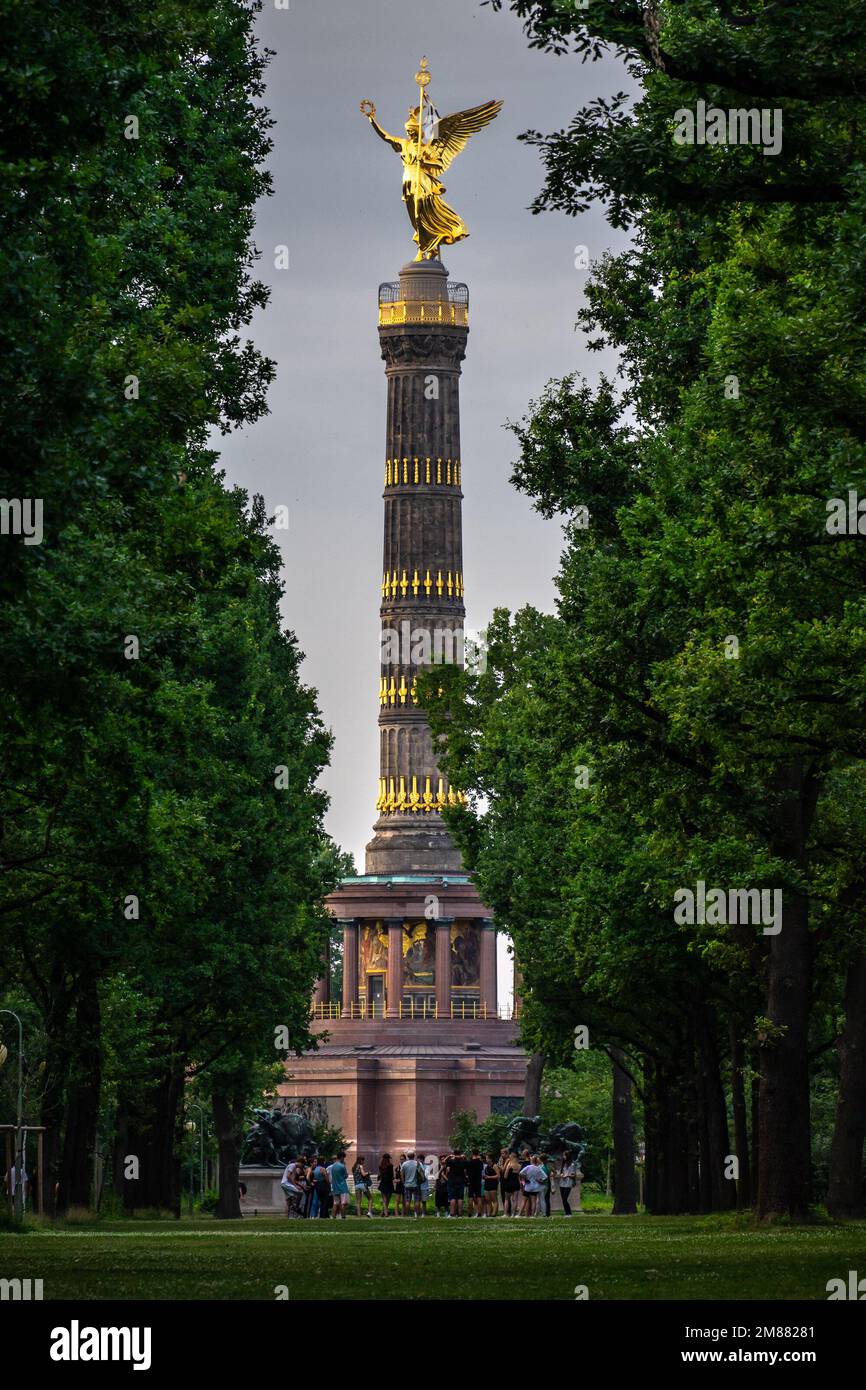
<box><xmin>365</xmin><ymin>814</ymin><xmax>464</xmax><ymax>875</ymax></box>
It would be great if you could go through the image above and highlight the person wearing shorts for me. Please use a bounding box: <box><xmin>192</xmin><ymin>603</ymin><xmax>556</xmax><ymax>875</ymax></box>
<box><xmin>502</xmin><ymin>1152</ymin><xmax>521</xmax><ymax>1216</ymax></box>
<box><xmin>328</xmin><ymin>1152</ymin><xmax>350</xmax><ymax>1219</ymax></box>
<box><xmin>466</xmin><ymin>1147</ymin><xmax>484</xmax><ymax>1217</ymax></box>
<box><xmin>445</xmin><ymin>1148</ymin><xmax>468</xmax><ymax>1217</ymax></box>
<box><xmin>401</xmin><ymin>1151</ymin><xmax>424</xmax><ymax>1218</ymax></box>
<box><xmin>519</xmin><ymin>1153</ymin><xmax>544</xmax><ymax>1217</ymax></box>
<box><xmin>483</xmin><ymin>1154</ymin><xmax>500</xmax><ymax>1216</ymax></box>
<box><xmin>353</xmin><ymin>1156</ymin><xmax>374</xmax><ymax>1217</ymax></box>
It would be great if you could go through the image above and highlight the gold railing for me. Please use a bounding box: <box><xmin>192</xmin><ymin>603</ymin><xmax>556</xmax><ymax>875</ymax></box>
<box><xmin>311</xmin><ymin>1002</ymin><xmax>342</xmax><ymax>1020</ymax></box>
<box><xmin>378</xmin><ymin>300</ymin><xmax>469</xmax><ymax>328</ymax></box>
<box><xmin>399</xmin><ymin>999</ymin><xmax>438</xmax><ymax>1020</ymax></box>
<box><xmin>311</xmin><ymin>1001</ymin><xmax>520</xmax><ymax>1022</ymax></box>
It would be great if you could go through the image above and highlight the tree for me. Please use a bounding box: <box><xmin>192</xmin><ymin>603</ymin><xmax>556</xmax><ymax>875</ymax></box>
<box><xmin>427</xmin><ymin>0</ymin><xmax>866</xmax><ymax>1218</ymax></box>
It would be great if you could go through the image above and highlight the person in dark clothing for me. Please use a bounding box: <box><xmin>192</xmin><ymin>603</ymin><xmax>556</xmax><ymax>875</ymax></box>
<box><xmin>434</xmin><ymin>1155</ymin><xmax>450</xmax><ymax>1217</ymax></box>
<box><xmin>466</xmin><ymin>1147</ymin><xmax>484</xmax><ymax>1217</ymax></box>
<box><xmin>483</xmin><ymin>1153</ymin><xmax>500</xmax><ymax>1216</ymax></box>
<box><xmin>444</xmin><ymin>1148</ymin><xmax>468</xmax><ymax>1217</ymax></box>
<box><xmin>311</xmin><ymin>1157</ymin><xmax>331</xmax><ymax>1219</ymax></box>
<box><xmin>378</xmin><ymin>1152</ymin><xmax>394</xmax><ymax>1218</ymax></box>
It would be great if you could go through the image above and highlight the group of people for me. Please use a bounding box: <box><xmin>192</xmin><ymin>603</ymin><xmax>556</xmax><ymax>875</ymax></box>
<box><xmin>280</xmin><ymin>1146</ymin><xmax>584</xmax><ymax>1219</ymax></box>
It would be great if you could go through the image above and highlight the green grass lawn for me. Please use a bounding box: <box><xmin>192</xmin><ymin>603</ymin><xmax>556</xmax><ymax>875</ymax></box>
<box><xmin>3</xmin><ymin>1210</ymin><xmax>866</xmax><ymax>1300</ymax></box>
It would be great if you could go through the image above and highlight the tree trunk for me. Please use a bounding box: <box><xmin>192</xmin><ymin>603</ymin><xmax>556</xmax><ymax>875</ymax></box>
<box><xmin>523</xmin><ymin>1050</ymin><xmax>545</xmax><ymax>1116</ymax></box>
<box><xmin>123</xmin><ymin>1059</ymin><xmax>185</xmax><ymax>1215</ymax></box>
<box><xmin>757</xmin><ymin>887</ymin><xmax>812</xmax><ymax>1217</ymax></box>
<box><xmin>212</xmin><ymin>1087</ymin><xmax>245</xmax><ymax>1219</ymax></box>
<box><xmin>58</xmin><ymin>978</ymin><xmax>101</xmax><ymax>1210</ymax></box>
<box><xmin>39</xmin><ymin>974</ymin><xmax>73</xmax><ymax>1216</ymax></box>
<box><xmin>696</xmin><ymin>1008</ymin><xmax>735</xmax><ymax>1210</ymax></box>
<box><xmin>112</xmin><ymin>1100</ymin><xmax>129</xmax><ymax>1198</ymax></box>
<box><xmin>827</xmin><ymin>946</ymin><xmax>866</xmax><ymax>1218</ymax></box>
<box><xmin>730</xmin><ymin>1025</ymin><xmax>751</xmax><ymax>1208</ymax></box>
<box><xmin>750</xmin><ymin>1063</ymin><xmax>760</xmax><ymax>1193</ymax></box>
<box><xmin>644</xmin><ymin>1054</ymin><xmax>691</xmax><ymax>1214</ymax></box>
<box><xmin>757</xmin><ymin>761</ymin><xmax>818</xmax><ymax>1219</ymax></box>
<box><xmin>610</xmin><ymin>1049</ymin><xmax>637</xmax><ymax>1214</ymax></box>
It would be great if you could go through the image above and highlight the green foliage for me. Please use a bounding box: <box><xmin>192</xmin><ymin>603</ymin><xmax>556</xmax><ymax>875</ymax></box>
<box><xmin>449</xmin><ymin>1109</ymin><xmax>513</xmax><ymax>1156</ymax></box>
<box><xmin>312</xmin><ymin>1122</ymin><xmax>348</xmax><ymax>1161</ymax></box>
<box><xmin>542</xmin><ymin>1056</ymin><xmax>613</xmax><ymax>1186</ymax></box>
<box><xmin>0</xmin><ymin>0</ymin><xmax>343</xmax><ymax>1209</ymax></box>
<box><xmin>427</xmin><ymin>0</ymin><xmax>866</xmax><ymax>1216</ymax></box>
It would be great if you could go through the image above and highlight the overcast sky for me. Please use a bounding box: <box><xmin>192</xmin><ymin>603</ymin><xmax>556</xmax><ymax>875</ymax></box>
<box><xmin>217</xmin><ymin>0</ymin><xmax>630</xmax><ymax>874</ymax></box>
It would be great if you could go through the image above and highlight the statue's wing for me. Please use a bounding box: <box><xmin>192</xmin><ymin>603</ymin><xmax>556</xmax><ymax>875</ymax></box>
<box><xmin>433</xmin><ymin>99</ymin><xmax>503</xmax><ymax>171</ymax></box>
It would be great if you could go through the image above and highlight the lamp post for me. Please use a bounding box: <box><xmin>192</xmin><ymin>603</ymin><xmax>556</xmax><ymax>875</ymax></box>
<box><xmin>187</xmin><ymin>1103</ymin><xmax>205</xmax><ymax>1217</ymax></box>
<box><xmin>0</xmin><ymin>1010</ymin><xmax>24</xmax><ymax>1223</ymax></box>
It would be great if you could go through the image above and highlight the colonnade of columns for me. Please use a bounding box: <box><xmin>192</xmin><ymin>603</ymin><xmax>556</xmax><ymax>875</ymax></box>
<box><xmin>326</xmin><ymin>917</ymin><xmax>498</xmax><ymax>1018</ymax></box>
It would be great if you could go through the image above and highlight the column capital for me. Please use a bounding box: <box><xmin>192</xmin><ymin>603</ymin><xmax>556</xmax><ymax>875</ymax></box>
<box><xmin>433</xmin><ymin>915</ymin><xmax>454</xmax><ymax>926</ymax></box>
<box><xmin>382</xmin><ymin>916</ymin><xmax>405</xmax><ymax>929</ymax></box>
<box><xmin>481</xmin><ymin>918</ymin><xmax>496</xmax><ymax>930</ymax></box>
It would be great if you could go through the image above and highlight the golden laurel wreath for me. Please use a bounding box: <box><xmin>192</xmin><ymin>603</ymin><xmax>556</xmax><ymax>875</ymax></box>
<box><xmin>360</xmin><ymin>100</ymin><xmax>376</xmax><ymax>119</ymax></box>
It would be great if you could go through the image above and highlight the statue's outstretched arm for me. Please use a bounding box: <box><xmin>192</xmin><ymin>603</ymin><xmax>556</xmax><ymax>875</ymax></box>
<box><xmin>367</xmin><ymin>115</ymin><xmax>402</xmax><ymax>153</ymax></box>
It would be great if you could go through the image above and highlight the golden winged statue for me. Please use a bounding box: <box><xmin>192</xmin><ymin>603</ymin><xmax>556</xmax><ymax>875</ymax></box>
<box><xmin>361</xmin><ymin>59</ymin><xmax>502</xmax><ymax>260</ymax></box>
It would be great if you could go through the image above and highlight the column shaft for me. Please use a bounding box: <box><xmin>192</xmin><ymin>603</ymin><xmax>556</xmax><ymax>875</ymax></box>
<box><xmin>480</xmin><ymin>920</ymin><xmax>497</xmax><ymax>1016</ymax></box>
<box><xmin>340</xmin><ymin>920</ymin><xmax>359</xmax><ymax>1018</ymax></box>
<box><xmin>386</xmin><ymin>919</ymin><xmax>404</xmax><ymax>1019</ymax></box>
<box><xmin>435</xmin><ymin>918</ymin><xmax>453</xmax><ymax>1020</ymax></box>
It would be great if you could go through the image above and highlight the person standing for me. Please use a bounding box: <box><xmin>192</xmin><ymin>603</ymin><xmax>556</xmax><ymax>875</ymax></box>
<box><xmin>378</xmin><ymin>1153</ymin><xmax>394</xmax><ymax>1217</ymax></box>
<box><xmin>483</xmin><ymin>1153</ymin><xmax>500</xmax><ymax>1216</ymax></box>
<box><xmin>401</xmin><ymin>1151</ymin><xmax>424</xmax><ymax>1218</ymax></box>
<box><xmin>328</xmin><ymin>1152</ymin><xmax>350</xmax><ymax>1220</ymax></box>
<box><xmin>539</xmin><ymin>1153</ymin><xmax>552</xmax><ymax>1217</ymax></box>
<box><xmin>572</xmin><ymin>1161</ymin><xmax>585</xmax><ymax>1213</ymax></box>
<box><xmin>518</xmin><ymin>1153</ymin><xmax>544</xmax><ymax>1217</ymax></box>
<box><xmin>299</xmin><ymin>1158</ymin><xmax>314</xmax><ymax>1218</ymax></box>
<box><xmin>559</xmin><ymin>1155</ymin><xmax>578</xmax><ymax>1215</ymax></box>
<box><xmin>311</xmin><ymin>1156</ymin><xmax>330</xmax><ymax>1218</ymax></box>
<box><xmin>353</xmin><ymin>1155</ymin><xmax>374</xmax><ymax>1217</ymax></box>
<box><xmin>417</xmin><ymin>1152</ymin><xmax>430</xmax><ymax>1213</ymax></box>
<box><xmin>502</xmin><ymin>1151</ymin><xmax>521</xmax><ymax>1217</ymax></box>
<box><xmin>466</xmin><ymin>1147</ymin><xmax>484</xmax><ymax>1217</ymax></box>
<box><xmin>445</xmin><ymin>1148</ymin><xmax>468</xmax><ymax>1217</ymax></box>
<box><xmin>434</xmin><ymin>1157</ymin><xmax>449</xmax><ymax>1217</ymax></box>
<box><xmin>394</xmin><ymin>1153</ymin><xmax>406</xmax><ymax>1216</ymax></box>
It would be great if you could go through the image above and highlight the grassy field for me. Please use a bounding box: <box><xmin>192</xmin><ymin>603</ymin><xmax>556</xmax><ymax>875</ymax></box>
<box><xmin>2</xmin><ymin>1210</ymin><xmax>866</xmax><ymax>1300</ymax></box>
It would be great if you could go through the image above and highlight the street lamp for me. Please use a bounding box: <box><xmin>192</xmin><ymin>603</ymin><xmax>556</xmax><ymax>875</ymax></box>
<box><xmin>187</xmin><ymin>1103</ymin><xmax>205</xmax><ymax>1216</ymax></box>
<box><xmin>0</xmin><ymin>1010</ymin><xmax>24</xmax><ymax>1223</ymax></box>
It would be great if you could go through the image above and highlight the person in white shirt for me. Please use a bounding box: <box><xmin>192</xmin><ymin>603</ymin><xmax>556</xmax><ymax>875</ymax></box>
<box><xmin>518</xmin><ymin>1154</ymin><xmax>544</xmax><ymax>1217</ymax></box>
<box><xmin>559</xmin><ymin>1157</ymin><xmax>580</xmax><ymax>1215</ymax></box>
<box><xmin>280</xmin><ymin>1160</ymin><xmax>303</xmax><ymax>1216</ymax></box>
